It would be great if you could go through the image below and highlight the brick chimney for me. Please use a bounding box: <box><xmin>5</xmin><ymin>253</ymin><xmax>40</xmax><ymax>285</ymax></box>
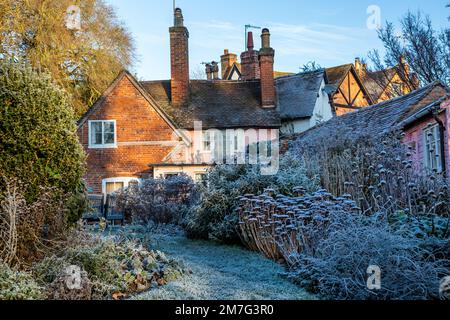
<box><xmin>170</xmin><ymin>8</ymin><xmax>189</xmax><ymax>107</ymax></box>
<box><xmin>221</xmin><ymin>49</ymin><xmax>237</xmax><ymax>79</ymax></box>
<box><xmin>211</xmin><ymin>61</ymin><xmax>219</xmax><ymax>80</ymax></box>
<box><xmin>240</xmin><ymin>32</ymin><xmax>260</xmax><ymax>81</ymax></box>
<box><xmin>399</xmin><ymin>55</ymin><xmax>410</xmax><ymax>79</ymax></box>
<box><xmin>354</xmin><ymin>57</ymin><xmax>366</xmax><ymax>78</ymax></box>
<box><xmin>205</xmin><ymin>63</ymin><xmax>212</xmax><ymax>80</ymax></box>
<box><xmin>259</xmin><ymin>28</ymin><xmax>276</xmax><ymax>108</ymax></box>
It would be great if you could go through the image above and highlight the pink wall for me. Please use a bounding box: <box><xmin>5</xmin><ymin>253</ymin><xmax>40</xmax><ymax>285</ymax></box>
<box><xmin>402</xmin><ymin>101</ymin><xmax>449</xmax><ymax>181</ymax></box>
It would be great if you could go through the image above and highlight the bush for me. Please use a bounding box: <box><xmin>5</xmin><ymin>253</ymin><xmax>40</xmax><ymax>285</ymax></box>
<box><xmin>0</xmin><ymin>60</ymin><xmax>87</xmax><ymax>223</ymax></box>
<box><xmin>116</xmin><ymin>175</ymin><xmax>199</xmax><ymax>225</ymax></box>
<box><xmin>185</xmin><ymin>155</ymin><xmax>319</xmax><ymax>244</ymax></box>
<box><xmin>33</xmin><ymin>229</ymin><xmax>187</xmax><ymax>300</ymax></box>
<box><xmin>0</xmin><ymin>261</ymin><xmax>44</xmax><ymax>300</ymax></box>
<box><xmin>287</xmin><ymin>213</ymin><xmax>450</xmax><ymax>300</ymax></box>
<box><xmin>0</xmin><ymin>179</ymin><xmax>69</xmax><ymax>265</ymax></box>
<box><xmin>290</xmin><ymin>131</ymin><xmax>450</xmax><ymax>236</ymax></box>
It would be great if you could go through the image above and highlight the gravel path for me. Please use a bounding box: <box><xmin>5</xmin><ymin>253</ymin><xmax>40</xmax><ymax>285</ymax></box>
<box><xmin>134</xmin><ymin>229</ymin><xmax>314</xmax><ymax>300</ymax></box>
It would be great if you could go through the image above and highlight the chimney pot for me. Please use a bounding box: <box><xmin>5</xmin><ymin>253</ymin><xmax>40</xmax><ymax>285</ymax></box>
<box><xmin>174</xmin><ymin>8</ymin><xmax>184</xmax><ymax>27</ymax></box>
<box><xmin>261</xmin><ymin>28</ymin><xmax>271</xmax><ymax>49</ymax></box>
<box><xmin>205</xmin><ymin>63</ymin><xmax>212</xmax><ymax>80</ymax></box>
<box><xmin>247</xmin><ymin>31</ymin><xmax>254</xmax><ymax>51</ymax></box>
<box><xmin>211</xmin><ymin>61</ymin><xmax>219</xmax><ymax>80</ymax></box>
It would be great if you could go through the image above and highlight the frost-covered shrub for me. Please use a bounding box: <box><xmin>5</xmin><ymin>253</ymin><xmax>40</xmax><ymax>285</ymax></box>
<box><xmin>287</xmin><ymin>213</ymin><xmax>449</xmax><ymax>300</ymax></box>
<box><xmin>116</xmin><ymin>175</ymin><xmax>199</xmax><ymax>225</ymax></box>
<box><xmin>0</xmin><ymin>178</ymin><xmax>69</xmax><ymax>266</ymax></box>
<box><xmin>185</xmin><ymin>156</ymin><xmax>318</xmax><ymax>244</ymax></box>
<box><xmin>0</xmin><ymin>262</ymin><xmax>44</xmax><ymax>300</ymax></box>
<box><xmin>290</xmin><ymin>130</ymin><xmax>450</xmax><ymax>235</ymax></box>
<box><xmin>236</xmin><ymin>189</ymin><xmax>359</xmax><ymax>261</ymax></box>
<box><xmin>33</xmin><ymin>229</ymin><xmax>187</xmax><ymax>300</ymax></box>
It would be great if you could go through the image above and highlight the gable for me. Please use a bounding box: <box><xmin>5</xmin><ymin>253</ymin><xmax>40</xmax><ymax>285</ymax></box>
<box><xmin>78</xmin><ymin>71</ymin><xmax>190</xmax><ymax>145</ymax></box>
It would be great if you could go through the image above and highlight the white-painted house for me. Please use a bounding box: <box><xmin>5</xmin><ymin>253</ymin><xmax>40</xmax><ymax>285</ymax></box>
<box><xmin>276</xmin><ymin>70</ymin><xmax>333</xmax><ymax>135</ymax></box>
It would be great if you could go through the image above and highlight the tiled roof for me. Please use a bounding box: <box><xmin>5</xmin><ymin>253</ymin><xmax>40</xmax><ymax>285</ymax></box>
<box><xmin>276</xmin><ymin>70</ymin><xmax>325</xmax><ymax>121</ymax></box>
<box><xmin>288</xmin><ymin>81</ymin><xmax>449</xmax><ymax>144</ymax></box>
<box><xmin>362</xmin><ymin>68</ymin><xmax>397</xmax><ymax>102</ymax></box>
<box><xmin>325</xmin><ymin>64</ymin><xmax>353</xmax><ymax>89</ymax></box>
<box><xmin>140</xmin><ymin>80</ymin><xmax>281</xmax><ymax>129</ymax></box>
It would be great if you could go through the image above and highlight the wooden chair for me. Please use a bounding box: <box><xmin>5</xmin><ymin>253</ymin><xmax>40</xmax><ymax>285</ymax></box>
<box><xmin>82</xmin><ymin>194</ymin><xmax>104</xmax><ymax>221</ymax></box>
<box><xmin>104</xmin><ymin>194</ymin><xmax>125</xmax><ymax>226</ymax></box>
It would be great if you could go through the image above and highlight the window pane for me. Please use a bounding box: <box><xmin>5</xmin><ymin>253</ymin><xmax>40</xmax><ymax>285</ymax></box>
<box><xmin>203</xmin><ymin>132</ymin><xmax>211</xmax><ymax>151</ymax></box>
<box><xmin>104</xmin><ymin>132</ymin><xmax>115</xmax><ymax>144</ymax></box>
<box><xmin>106</xmin><ymin>182</ymin><xmax>124</xmax><ymax>195</ymax></box>
<box><xmin>104</xmin><ymin>122</ymin><xmax>115</xmax><ymax>134</ymax></box>
<box><xmin>90</xmin><ymin>122</ymin><xmax>103</xmax><ymax>145</ymax></box>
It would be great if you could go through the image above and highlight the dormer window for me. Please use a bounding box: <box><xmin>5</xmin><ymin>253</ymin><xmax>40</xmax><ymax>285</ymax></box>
<box><xmin>89</xmin><ymin>120</ymin><xmax>117</xmax><ymax>148</ymax></box>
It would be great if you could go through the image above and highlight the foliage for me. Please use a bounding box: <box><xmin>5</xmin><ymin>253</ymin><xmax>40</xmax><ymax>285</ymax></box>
<box><xmin>0</xmin><ymin>60</ymin><xmax>88</xmax><ymax>223</ymax></box>
<box><xmin>236</xmin><ymin>189</ymin><xmax>359</xmax><ymax>262</ymax></box>
<box><xmin>0</xmin><ymin>179</ymin><xmax>69</xmax><ymax>266</ymax></box>
<box><xmin>115</xmin><ymin>175</ymin><xmax>199</xmax><ymax>225</ymax></box>
<box><xmin>368</xmin><ymin>9</ymin><xmax>450</xmax><ymax>87</ymax></box>
<box><xmin>300</xmin><ymin>61</ymin><xmax>322</xmax><ymax>73</ymax></box>
<box><xmin>290</xmin><ymin>131</ymin><xmax>450</xmax><ymax>234</ymax></box>
<box><xmin>237</xmin><ymin>187</ymin><xmax>449</xmax><ymax>300</ymax></box>
<box><xmin>0</xmin><ymin>261</ymin><xmax>44</xmax><ymax>300</ymax></box>
<box><xmin>286</xmin><ymin>212</ymin><xmax>450</xmax><ymax>300</ymax></box>
<box><xmin>0</xmin><ymin>0</ymin><xmax>136</xmax><ymax>117</ymax></box>
<box><xmin>185</xmin><ymin>156</ymin><xmax>319</xmax><ymax>244</ymax></box>
<box><xmin>33</xmin><ymin>228</ymin><xmax>187</xmax><ymax>300</ymax></box>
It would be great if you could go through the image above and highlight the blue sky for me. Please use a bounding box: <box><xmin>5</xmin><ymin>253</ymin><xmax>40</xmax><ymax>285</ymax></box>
<box><xmin>106</xmin><ymin>0</ymin><xmax>449</xmax><ymax>80</ymax></box>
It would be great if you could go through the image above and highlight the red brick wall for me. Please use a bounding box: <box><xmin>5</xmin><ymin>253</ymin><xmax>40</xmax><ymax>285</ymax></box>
<box><xmin>77</xmin><ymin>75</ymin><xmax>178</xmax><ymax>193</ymax></box>
<box><xmin>240</xmin><ymin>50</ymin><xmax>260</xmax><ymax>81</ymax></box>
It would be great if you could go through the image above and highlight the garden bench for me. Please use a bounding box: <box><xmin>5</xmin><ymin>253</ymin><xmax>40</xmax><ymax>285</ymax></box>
<box><xmin>104</xmin><ymin>194</ymin><xmax>125</xmax><ymax>226</ymax></box>
<box><xmin>82</xmin><ymin>194</ymin><xmax>104</xmax><ymax>221</ymax></box>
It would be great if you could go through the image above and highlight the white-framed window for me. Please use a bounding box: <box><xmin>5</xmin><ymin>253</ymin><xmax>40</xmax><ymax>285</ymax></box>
<box><xmin>89</xmin><ymin>120</ymin><xmax>117</xmax><ymax>148</ymax></box>
<box><xmin>202</xmin><ymin>131</ymin><xmax>211</xmax><ymax>152</ymax></box>
<box><xmin>102</xmin><ymin>177</ymin><xmax>139</xmax><ymax>195</ymax></box>
<box><xmin>423</xmin><ymin>124</ymin><xmax>443</xmax><ymax>173</ymax></box>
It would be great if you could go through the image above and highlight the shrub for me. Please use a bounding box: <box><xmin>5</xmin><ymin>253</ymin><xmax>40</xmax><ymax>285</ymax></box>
<box><xmin>286</xmin><ymin>213</ymin><xmax>450</xmax><ymax>300</ymax></box>
<box><xmin>185</xmin><ymin>155</ymin><xmax>319</xmax><ymax>244</ymax></box>
<box><xmin>115</xmin><ymin>175</ymin><xmax>199</xmax><ymax>225</ymax></box>
<box><xmin>0</xmin><ymin>60</ymin><xmax>87</xmax><ymax>223</ymax></box>
<box><xmin>0</xmin><ymin>261</ymin><xmax>44</xmax><ymax>300</ymax></box>
<box><xmin>290</xmin><ymin>131</ymin><xmax>450</xmax><ymax>233</ymax></box>
<box><xmin>0</xmin><ymin>179</ymin><xmax>69</xmax><ymax>265</ymax></box>
<box><xmin>33</xmin><ymin>229</ymin><xmax>187</xmax><ymax>300</ymax></box>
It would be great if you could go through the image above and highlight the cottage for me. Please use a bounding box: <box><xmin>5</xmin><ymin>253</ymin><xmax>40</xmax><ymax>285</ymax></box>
<box><xmin>325</xmin><ymin>63</ymin><xmax>373</xmax><ymax>115</ymax></box>
<box><xmin>77</xmin><ymin>8</ymin><xmax>280</xmax><ymax>195</ymax></box>
<box><xmin>285</xmin><ymin>81</ymin><xmax>450</xmax><ymax>181</ymax></box>
<box><xmin>276</xmin><ymin>70</ymin><xmax>332</xmax><ymax>135</ymax></box>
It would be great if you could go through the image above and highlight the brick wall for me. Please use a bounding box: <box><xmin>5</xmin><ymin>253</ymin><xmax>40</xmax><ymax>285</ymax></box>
<box><xmin>259</xmin><ymin>50</ymin><xmax>276</xmax><ymax>107</ymax></box>
<box><xmin>77</xmin><ymin>75</ymin><xmax>178</xmax><ymax>193</ymax></box>
<box><xmin>170</xmin><ymin>26</ymin><xmax>190</xmax><ymax>107</ymax></box>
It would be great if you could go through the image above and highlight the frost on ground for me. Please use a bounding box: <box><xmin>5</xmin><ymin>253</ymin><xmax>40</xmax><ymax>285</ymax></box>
<box><xmin>133</xmin><ymin>226</ymin><xmax>314</xmax><ymax>300</ymax></box>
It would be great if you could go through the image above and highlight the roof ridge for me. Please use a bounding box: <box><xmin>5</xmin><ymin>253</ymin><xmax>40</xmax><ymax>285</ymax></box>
<box><xmin>276</xmin><ymin>69</ymin><xmax>324</xmax><ymax>82</ymax></box>
<box><xmin>330</xmin><ymin>81</ymin><xmax>440</xmax><ymax>122</ymax></box>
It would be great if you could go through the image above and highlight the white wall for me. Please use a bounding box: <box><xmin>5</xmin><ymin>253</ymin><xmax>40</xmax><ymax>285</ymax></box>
<box><xmin>309</xmin><ymin>79</ymin><xmax>333</xmax><ymax>127</ymax></box>
<box><xmin>281</xmin><ymin>78</ymin><xmax>332</xmax><ymax>135</ymax></box>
